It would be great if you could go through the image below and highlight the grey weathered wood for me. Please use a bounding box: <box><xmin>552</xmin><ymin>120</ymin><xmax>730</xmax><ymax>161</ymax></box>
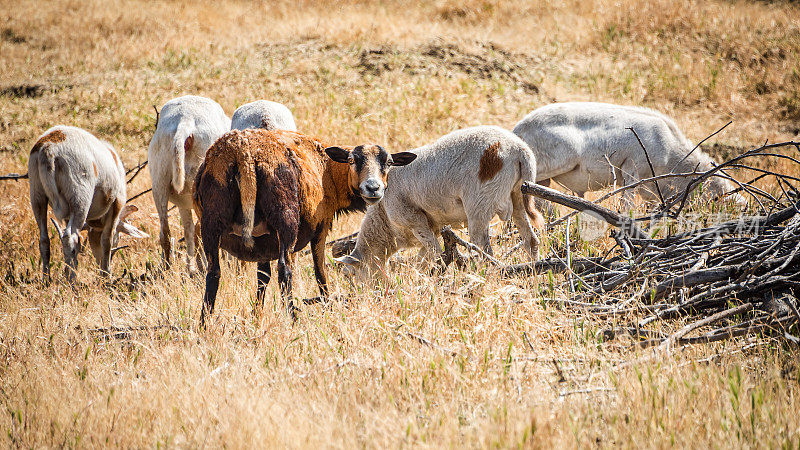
<box><xmin>521</xmin><ymin>182</ymin><xmax>647</xmax><ymax>239</ymax></box>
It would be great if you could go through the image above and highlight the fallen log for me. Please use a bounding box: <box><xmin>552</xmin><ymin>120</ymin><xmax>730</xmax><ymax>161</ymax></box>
<box><xmin>521</xmin><ymin>182</ymin><xmax>648</xmax><ymax>239</ymax></box>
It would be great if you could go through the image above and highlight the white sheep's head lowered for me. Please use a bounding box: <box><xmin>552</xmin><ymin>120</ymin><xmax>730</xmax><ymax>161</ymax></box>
<box><xmin>51</xmin><ymin>204</ymin><xmax>149</xmax><ymax>262</ymax></box>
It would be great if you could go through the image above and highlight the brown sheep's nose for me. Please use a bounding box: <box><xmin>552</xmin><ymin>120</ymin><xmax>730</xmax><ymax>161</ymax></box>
<box><xmin>361</xmin><ymin>179</ymin><xmax>383</xmax><ymax>199</ymax></box>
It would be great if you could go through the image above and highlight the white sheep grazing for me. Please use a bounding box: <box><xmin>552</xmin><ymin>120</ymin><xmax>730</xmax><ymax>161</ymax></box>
<box><xmin>336</xmin><ymin>126</ymin><xmax>545</xmax><ymax>275</ymax></box>
<box><xmin>28</xmin><ymin>125</ymin><xmax>148</xmax><ymax>281</ymax></box>
<box><xmin>148</xmin><ymin>95</ymin><xmax>230</xmax><ymax>273</ymax></box>
<box><xmin>231</xmin><ymin>100</ymin><xmax>297</xmax><ymax>131</ymax></box>
<box><xmin>512</xmin><ymin>102</ymin><xmax>743</xmax><ymax>206</ymax></box>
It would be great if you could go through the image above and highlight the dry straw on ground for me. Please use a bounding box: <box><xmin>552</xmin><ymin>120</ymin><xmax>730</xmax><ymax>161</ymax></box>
<box><xmin>1</xmin><ymin>0</ymin><xmax>800</xmax><ymax>447</ymax></box>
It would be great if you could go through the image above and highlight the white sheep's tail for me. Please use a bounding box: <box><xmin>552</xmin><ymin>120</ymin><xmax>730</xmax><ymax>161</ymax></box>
<box><xmin>171</xmin><ymin>132</ymin><xmax>193</xmax><ymax>194</ymax></box>
<box><xmin>519</xmin><ymin>150</ymin><xmax>546</xmax><ymax>230</ymax></box>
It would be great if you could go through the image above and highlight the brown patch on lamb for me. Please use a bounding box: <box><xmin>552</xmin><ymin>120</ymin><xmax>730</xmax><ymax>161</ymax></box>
<box><xmin>478</xmin><ymin>142</ymin><xmax>503</xmax><ymax>182</ymax></box>
<box><xmin>30</xmin><ymin>129</ymin><xmax>66</xmax><ymax>154</ymax></box>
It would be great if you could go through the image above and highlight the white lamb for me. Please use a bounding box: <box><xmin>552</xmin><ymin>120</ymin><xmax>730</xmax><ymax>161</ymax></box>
<box><xmin>231</xmin><ymin>100</ymin><xmax>297</xmax><ymax>131</ymax></box>
<box><xmin>148</xmin><ymin>95</ymin><xmax>231</xmax><ymax>273</ymax></box>
<box><xmin>512</xmin><ymin>102</ymin><xmax>743</xmax><ymax>207</ymax></box>
<box><xmin>29</xmin><ymin>125</ymin><xmax>147</xmax><ymax>281</ymax></box>
<box><xmin>336</xmin><ymin>126</ymin><xmax>544</xmax><ymax>276</ymax></box>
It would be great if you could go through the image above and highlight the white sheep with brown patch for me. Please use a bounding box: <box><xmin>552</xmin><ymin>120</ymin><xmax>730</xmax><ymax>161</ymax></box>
<box><xmin>512</xmin><ymin>102</ymin><xmax>744</xmax><ymax>207</ymax></box>
<box><xmin>231</xmin><ymin>100</ymin><xmax>297</xmax><ymax>132</ymax></box>
<box><xmin>336</xmin><ymin>126</ymin><xmax>545</xmax><ymax>276</ymax></box>
<box><xmin>148</xmin><ymin>95</ymin><xmax>230</xmax><ymax>273</ymax></box>
<box><xmin>28</xmin><ymin>125</ymin><xmax>147</xmax><ymax>281</ymax></box>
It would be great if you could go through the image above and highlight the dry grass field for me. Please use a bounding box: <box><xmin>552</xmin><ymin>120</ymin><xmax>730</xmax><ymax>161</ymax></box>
<box><xmin>1</xmin><ymin>0</ymin><xmax>800</xmax><ymax>447</ymax></box>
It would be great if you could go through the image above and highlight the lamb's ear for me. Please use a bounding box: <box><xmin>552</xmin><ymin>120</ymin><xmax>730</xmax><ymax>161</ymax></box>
<box><xmin>50</xmin><ymin>218</ymin><xmax>64</xmax><ymax>238</ymax></box>
<box><xmin>325</xmin><ymin>146</ymin><xmax>352</xmax><ymax>164</ymax></box>
<box><xmin>389</xmin><ymin>151</ymin><xmax>417</xmax><ymax>166</ymax></box>
<box><xmin>334</xmin><ymin>254</ymin><xmax>361</xmax><ymax>266</ymax></box>
<box><xmin>119</xmin><ymin>204</ymin><xmax>138</xmax><ymax>221</ymax></box>
<box><xmin>117</xmin><ymin>222</ymin><xmax>149</xmax><ymax>239</ymax></box>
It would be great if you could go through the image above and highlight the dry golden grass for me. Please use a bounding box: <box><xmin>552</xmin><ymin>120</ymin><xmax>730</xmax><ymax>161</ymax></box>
<box><xmin>1</xmin><ymin>0</ymin><xmax>800</xmax><ymax>447</ymax></box>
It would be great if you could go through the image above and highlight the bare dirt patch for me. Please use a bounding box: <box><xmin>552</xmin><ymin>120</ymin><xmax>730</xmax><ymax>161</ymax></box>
<box><xmin>358</xmin><ymin>40</ymin><xmax>541</xmax><ymax>93</ymax></box>
<box><xmin>0</xmin><ymin>83</ymin><xmax>72</xmax><ymax>99</ymax></box>
<box><xmin>261</xmin><ymin>37</ymin><xmax>542</xmax><ymax>94</ymax></box>
<box><xmin>1</xmin><ymin>28</ymin><xmax>26</xmax><ymax>44</ymax></box>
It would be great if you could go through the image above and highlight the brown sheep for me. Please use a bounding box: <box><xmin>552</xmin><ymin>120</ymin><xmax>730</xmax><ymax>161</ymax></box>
<box><xmin>193</xmin><ymin>128</ymin><xmax>416</xmax><ymax>323</ymax></box>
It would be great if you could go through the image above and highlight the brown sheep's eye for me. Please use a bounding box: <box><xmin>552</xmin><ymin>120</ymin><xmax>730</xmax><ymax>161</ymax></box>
<box><xmin>348</xmin><ymin>156</ymin><xmax>355</xmax><ymax>165</ymax></box>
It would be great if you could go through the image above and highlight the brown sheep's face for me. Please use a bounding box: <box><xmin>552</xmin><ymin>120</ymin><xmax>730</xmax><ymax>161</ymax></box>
<box><xmin>325</xmin><ymin>144</ymin><xmax>417</xmax><ymax>204</ymax></box>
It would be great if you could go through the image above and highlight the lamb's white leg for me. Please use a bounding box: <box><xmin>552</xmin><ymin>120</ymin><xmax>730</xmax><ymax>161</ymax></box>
<box><xmin>98</xmin><ymin>209</ymin><xmax>119</xmax><ymax>276</ymax></box>
<box><xmin>511</xmin><ymin>191</ymin><xmax>541</xmax><ymax>260</ymax></box>
<box><xmin>62</xmin><ymin>208</ymin><xmax>88</xmax><ymax>282</ymax></box>
<box><xmin>194</xmin><ymin>220</ymin><xmax>206</xmax><ymax>273</ymax></box>
<box><xmin>30</xmin><ymin>176</ymin><xmax>51</xmax><ymax>279</ymax></box>
<box><xmin>619</xmin><ymin>158</ymin><xmax>641</xmax><ymax>210</ymax></box>
<box><xmin>88</xmin><ymin>228</ymin><xmax>102</xmax><ymax>266</ymax></box>
<box><xmin>536</xmin><ymin>178</ymin><xmax>558</xmax><ymax>220</ymax></box>
<box><xmin>465</xmin><ymin>201</ymin><xmax>495</xmax><ymax>256</ymax></box>
<box><xmin>152</xmin><ymin>182</ymin><xmax>172</xmax><ymax>268</ymax></box>
<box><xmin>179</xmin><ymin>206</ymin><xmax>197</xmax><ymax>274</ymax></box>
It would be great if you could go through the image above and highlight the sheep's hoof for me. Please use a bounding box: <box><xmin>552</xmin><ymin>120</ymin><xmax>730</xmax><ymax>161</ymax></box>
<box><xmin>300</xmin><ymin>295</ymin><xmax>328</xmax><ymax>305</ymax></box>
<box><xmin>187</xmin><ymin>266</ymin><xmax>203</xmax><ymax>280</ymax></box>
<box><xmin>330</xmin><ymin>294</ymin><xmax>352</xmax><ymax>308</ymax></box>
<box><xmin>429</xmin><ymin>257</ymin><xmax>449</xmax><ymax>276</ymax></box>
<box><xmin>453</xmin><ymin>252</ymin><xmax>469</xmax><ymax>270</ymax></box>
<box><xmin>287</xmin><ymin>302</ymin><xmax>300</xmax><ymax>322</ymax></box>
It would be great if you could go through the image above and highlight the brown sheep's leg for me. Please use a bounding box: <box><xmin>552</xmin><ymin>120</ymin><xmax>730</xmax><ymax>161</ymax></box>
<box><xmin>276</xmin><ymin>248</ymin><xmax>296</xmax><ymax>320</ymax></box>
<box><xmin>274</xmin><ymin>217</ymin><xmax>299</xmax><ymax>319</ymax></box>
<box><xmin>310</xmin><ymin>231</ymin><xmax>329</xmax><ymax>298</ymax></box>
<box><xmin>200</xmin><ymin>224</ymin><xmax>221</xmax><ymax>328</ymax></box>
<box><xmin>256</xmin><ymin>261</ymin><xmax>271</xmax><ymax>306</ymax></box>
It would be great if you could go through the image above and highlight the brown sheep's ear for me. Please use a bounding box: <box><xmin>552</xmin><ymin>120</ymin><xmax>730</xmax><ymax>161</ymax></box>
<box><xmin>389</xmin><ymin>151</ymin><xmax>417</xmax><ymax>166</ymax></box>
<box><xmin>325</xmin><ymin>146</ymin><xmax>351</xmax><ymax>164</ymax></box>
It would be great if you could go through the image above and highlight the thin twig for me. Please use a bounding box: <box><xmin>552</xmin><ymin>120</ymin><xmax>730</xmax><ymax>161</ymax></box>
<box><xmin>126</xmin><ymin>160</ymin><xmax>148</xmax><ymax>184</ymax></box>
<box><xmin>628</xmin><ymin>127</ymin><xmax>665</xmax><ymax>207</ymax></box>
<box><xmin>127</xmin><ymin>188</ymin><xmax>152</xmax><ymax>203</ymax></box>
<box><xmin>0</xmin><ymin>172</ymin><xmax>28</xmax><ymax>181</ymax></box>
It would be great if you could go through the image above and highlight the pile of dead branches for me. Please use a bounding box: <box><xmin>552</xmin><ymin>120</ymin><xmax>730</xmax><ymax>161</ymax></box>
<box><xmin>499</xmin><ymin>140</ymin><xmax>800</xmax><ymax>348</ymax></box>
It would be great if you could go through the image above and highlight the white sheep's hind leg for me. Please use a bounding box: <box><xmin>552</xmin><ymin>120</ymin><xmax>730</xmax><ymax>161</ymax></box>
<box><xmin>62</xmin><ymin>207</ymin><xmax>89</xmax><ymax>283</ymax></box>
<box><xmin>465</xmin><ymin>200</ymin><xmax>495</xmax><ymax>256</ymax></box>
<box><xmin>87</xmin><ymin>228</ymin><xmax>103</xmax><ymax>266</ymax></box>
<box><xmin>510</xmin><ymin>191</ymin><xmax>540</xmax><ymax>260</ymax></box>
<box><xmin>151</xmin><ymin>182</ymin><xmax>172</xmax><ymax>268</ymax></box>
<box><xmin>194</xmin><ymin>219</ymin><xmax>206</xmax><ymax>273</ymax></box>
<box><xmin>178</xmin><ymin>205</ymin><xmax>198</xmax><ymax>274</ymax></box>
<box><xmin>411</xmin><ymin>227</ymin><xmax>443</xmax><ymax>265</ymax></box>
<box><xmin>619</xmin><ymin>158</ymin><xmax>641</xmax><ymax>210</ymax></box>
<box><xmin>30</xmin><ymin>180</ymin><xmax>51</xmax><ymax>279</ymax></box>
<box><xmin>98</xmin><ymin>209</ymin><xmax>120</xmax><ymax>276</ymax></box>
<box><xmin>536</xmin><ymin>178</ymin><xmax>558</xmax><ymax>220</ymax></box>
<box><xmin>396</xmin><ymin>208</ymin><xmax>442</xmax><ymax>265</ymax></box>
